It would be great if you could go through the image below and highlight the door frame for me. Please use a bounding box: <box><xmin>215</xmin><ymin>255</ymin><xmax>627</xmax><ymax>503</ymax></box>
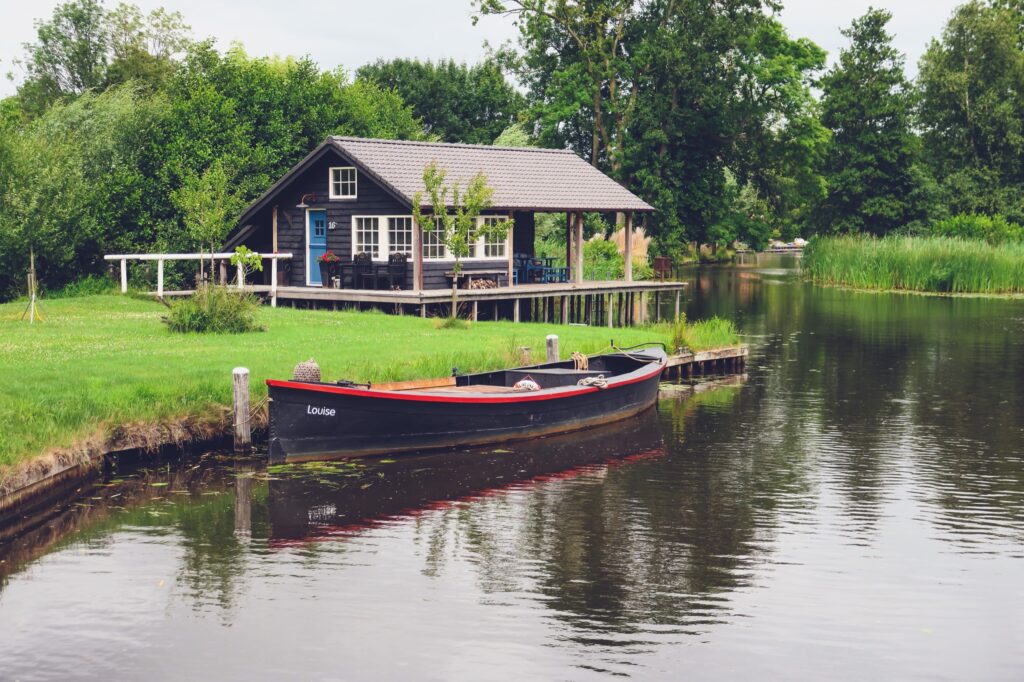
<box><xmin>305</xmin><ymin>208</ymin><xmax>328</xmax><ymax>287</ymax></box>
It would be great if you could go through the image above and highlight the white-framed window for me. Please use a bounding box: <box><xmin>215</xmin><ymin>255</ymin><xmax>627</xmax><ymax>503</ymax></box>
<box><xmin>388</xmin><ymin>217</ymin><xmax>413</xmax><ymax>256</ymax></box>
<box><xmin>329</xmin><ymin>166</ymin><xmax>357</xmax><ymax>199</ymax></box>
<box><xmin>479</xmin><ymin>216</ymin><xmax>508</xmax><ymax>258</ymax></box>
<box><xmin>353</xmin><ymin>217</ymin><xmax>380</xmax><ymax>258</ymax></box>
<box><xmin>423</xmin><ymin>217</ymin><xmax>447</xmax><ymax>260</ymax></box>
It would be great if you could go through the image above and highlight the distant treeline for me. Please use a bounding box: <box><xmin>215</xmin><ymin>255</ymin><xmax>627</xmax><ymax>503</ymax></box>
<box><xmin>1</xmin><ymin>0</ymin><xmax>1022</xmax><ymax>300</ymax></box>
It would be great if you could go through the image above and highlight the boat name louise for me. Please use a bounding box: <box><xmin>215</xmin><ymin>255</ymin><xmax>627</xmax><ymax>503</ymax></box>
<box><xmin>307</xmin><ymin>405</ymin><xmax>337</xmax><ymax>417</ymax></box>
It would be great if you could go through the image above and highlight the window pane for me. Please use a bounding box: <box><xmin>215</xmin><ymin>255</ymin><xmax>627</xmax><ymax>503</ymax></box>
<box><xmin>388</xmin><ymin>217</ymin><xmax>413</xmax><ymax>255</ymax></box>
<box><xmin>355</xmin><ymin>217</ymin><xmax>380</xmax><ymax>258</ymax></box>
<box><xmin>423</xmin><ymin>218</ymin><xmax>446</xmax><ymax>259</ymax></box>
<box><xmin>331</xmin><ymin>167</ymin><xmax>357</xmax><ymax>198</ymax></box>
<box><xmin>480</xmin><ymin>216</ymin><xmax>506</xmax><ymax>258</ymax></box>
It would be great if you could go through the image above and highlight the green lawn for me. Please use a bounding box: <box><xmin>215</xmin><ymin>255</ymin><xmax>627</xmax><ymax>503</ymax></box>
<box><xmin>1</xmin><ymin>294</ymin><xmax>730</xmax><ymax>480</ymax></box>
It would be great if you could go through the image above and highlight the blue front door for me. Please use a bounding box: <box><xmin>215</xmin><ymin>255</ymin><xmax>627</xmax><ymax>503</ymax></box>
<box><xmin>308</xmin><ymin>210</ymin><xmax>328</xmax><ymax>285</ymax></box>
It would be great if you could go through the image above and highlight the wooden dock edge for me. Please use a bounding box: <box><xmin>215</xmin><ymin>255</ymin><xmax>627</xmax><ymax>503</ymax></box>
<box><xmin>663</xmin><ymin>345</ymin><xmax>748</xmax><ymax>380</ymax></box>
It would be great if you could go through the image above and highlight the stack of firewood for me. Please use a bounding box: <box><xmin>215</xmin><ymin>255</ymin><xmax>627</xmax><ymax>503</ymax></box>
<box><xmin>468</xmin><ymin>278</ymin><xmax>498</xmax><ymax>289</ymax></box>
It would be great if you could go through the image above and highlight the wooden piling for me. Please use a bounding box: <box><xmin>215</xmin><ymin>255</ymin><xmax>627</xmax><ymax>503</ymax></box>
<box><xmin>232</xmin><ymin>367</ymin><xmax>251</xmax><ymax>454</ymax></box>
<box><xmin>546</xmin><ymin>334</ymin><xmax>559</xmax><ymax>363</ymax></box>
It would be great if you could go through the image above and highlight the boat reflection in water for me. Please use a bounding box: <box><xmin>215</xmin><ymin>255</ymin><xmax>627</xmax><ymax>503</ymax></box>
<box><xmin>267</xmin><ymin>408</ymin><xmax>666</xmax><ymax>544</ymax></box>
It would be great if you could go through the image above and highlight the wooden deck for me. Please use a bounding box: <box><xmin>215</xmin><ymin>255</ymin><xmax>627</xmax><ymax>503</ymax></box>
<box><xmin>160</xmin><ymin>279</ymin><xmax>687</xmax><ymax>325</ymax></box>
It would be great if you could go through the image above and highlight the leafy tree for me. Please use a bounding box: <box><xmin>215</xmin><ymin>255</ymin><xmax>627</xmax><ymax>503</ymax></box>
<box><xmin>411</xmin><ymin>162</ymin><xmax>513</xmax><ymax>318</ymax></box>
<box><xmin>17</xmin><ymin>0</ymin><xmax>109</xmax><ymax>113</ymax></box>
<box><xmin>815</xmin><ymin>8</ymin><xmax>928</xmax><ymax>235</ymax></box>
<box><xmin>357</xmin><ymin>58</ymin><xmax>524</xmax><ymax>144</ymax></box>
<box><xmin>104</xmin><ymin>3</ymin><xmax>191</xmax><ymax>90</ymax></box>
<box><xmin>917</xmin><ymin>1</ymin><xmax>1024</xmax><ymax>221</ymax></box>
<box><xmin>475</xmin><ymin>0</ymin><xmax>647</xmax><ymax>174</ymax></box>
<box><xmin>492</xmin><ymin>122</ymin><xmax>535</xmax><ymax>147</ymax></box>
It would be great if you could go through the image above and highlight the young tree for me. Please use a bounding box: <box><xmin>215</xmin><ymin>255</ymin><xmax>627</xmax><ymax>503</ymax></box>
<box><xmin>171</xmin><ymin>160</ymin><xmax>242</xmax><ymax>280</ymax></box>
<box><xmin>411</xmin><ymin>162</ymin><xmax>512</xmax><ymax>319</ymax></box>
<box><xmin>815</xmin><ymin>9</ymin><xmax>927</xmax><ymax>235</ymax></box>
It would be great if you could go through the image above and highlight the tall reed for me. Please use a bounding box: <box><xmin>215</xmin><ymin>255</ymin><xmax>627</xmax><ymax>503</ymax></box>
<box><xmin>802</xmin><ymin>236</ymin><xmax>1024</xmax><ymax>294</ymax></box>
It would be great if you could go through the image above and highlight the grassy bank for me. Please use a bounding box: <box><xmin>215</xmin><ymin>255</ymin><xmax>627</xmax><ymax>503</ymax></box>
<box><xmin>802</xmin><ymin>235</ymin><xmax>1024</xmax><ymax>294</ymax></box>
<box><xmin>0</xmin><ymin>295</ymin><xmax>738</xmax><ymax>488</ymax></box>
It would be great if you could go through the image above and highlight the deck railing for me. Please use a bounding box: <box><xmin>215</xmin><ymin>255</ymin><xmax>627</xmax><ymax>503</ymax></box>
<box><xmin>103</xmin><ymin>252</ymin><xmax>293</xmax><ymax>305</ymax></box>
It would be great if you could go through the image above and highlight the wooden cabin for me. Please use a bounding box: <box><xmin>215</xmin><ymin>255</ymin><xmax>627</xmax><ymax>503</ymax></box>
<box><xmin>224</xmin><ymin>136</ymin><xmax>655</xmax><ymax>291</ymax></box>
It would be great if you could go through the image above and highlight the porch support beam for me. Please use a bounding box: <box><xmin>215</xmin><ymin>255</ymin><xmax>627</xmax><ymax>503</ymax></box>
<box><xmin>507</xmin><ymin>212</ymin><xmax>515</xmax><ymax>286</ymax></box>
<box><xmin>565</xmin><ymin>212</ymin><xmax>573</xmax><ymax>281</ymax></box>
<box><xmin>624</xmin><ymin>211</ymin><xmax>634</xmax><ymax>282</ymax></box>
<box><xmin>413</xmin><ymin>219</ymin><xmax>424</xmax><ymax>291</ymax></box>
<box><xmin>574</xmin><ymin>212</ymin><xmax>584</xmax><ymax>284</ymax></box>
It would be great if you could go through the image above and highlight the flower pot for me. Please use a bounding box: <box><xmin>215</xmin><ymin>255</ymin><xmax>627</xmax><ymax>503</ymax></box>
<box><xmin>318</xmin><ymin>262</ymin><xmax>333</xmax><ymax>287</ymax></box>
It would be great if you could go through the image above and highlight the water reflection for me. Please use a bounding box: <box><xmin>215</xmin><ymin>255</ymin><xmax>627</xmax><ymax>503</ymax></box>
<box><xmin>2</xmin><ymin>257</ymin><xmax>1024</xmax><ymax>680</ymax></box>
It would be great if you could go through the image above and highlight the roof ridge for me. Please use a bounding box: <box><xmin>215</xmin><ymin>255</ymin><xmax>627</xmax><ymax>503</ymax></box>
<box><xmin>330</xmin><ymin>135</ymin><xmax>575</xmax><ymax>155</ymax></box>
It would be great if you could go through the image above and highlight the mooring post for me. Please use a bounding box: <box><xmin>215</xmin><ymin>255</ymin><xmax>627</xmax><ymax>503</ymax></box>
<box><xmin>232</xmin><ymin>367</ymin><xmax>251</xmax><ymax>453</ymax></box>
<box><xmin>546</xmin><ymin>334</ymin><xmax>559</xmax><ymax>363</ymax></box>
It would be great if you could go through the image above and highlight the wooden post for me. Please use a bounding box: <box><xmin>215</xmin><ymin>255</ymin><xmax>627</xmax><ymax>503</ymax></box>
<box><xmin>654</xmin><ymin>291</ymin><xmax>660</xmax><ymax>323</ymax></box>
<box><xmin>272</xmin><ymin>206</ymin><xmax>279</xmax><ymax>253</ymax></box>
<box><xmin>565</xmin><ymin>213</ymin><xmax>573</xmax><ymax>279</ymax></box>
<box><xmin>546</xmin><ymin>334</ymin><xmax>559</xmax><ymax>363</ymax></box>
<box><xmin>507</xmin><ymin>212</ymin><xmax>515</xmax><ymax>287</ymax></box>
<box><xmin>675</xmin><ymin>290</ymin><xmax>681</xmax><ymax>321</ymax></box>
<box><xmin>413</xmin><ymin>219</ymin><xmax>424</xmax><ymax>291</ymax></box>
<box><xmin>513</xmin><ymin>297</ymin><xmax>520</xmax><ymax>323</ymax></box>
<box><xmin>270</xmin><ymin>257</ymin><xmax>278</xmax><ymax>307</ymax></box>
<box><xmin>561</xmin><ymin>296</ymin><xmax>568</xmax><ymax>324</ymax></box>
<box><xmin>472</xmin><ymin>300</ymin><xmax>479</xmax><ymax>322</ymax></box>
<box><xmin>574</xmin><ymin>212</ymin><xmax>584</xmax><ymax>284</ymax></box>
<box><xmin>219</xmin><ymin>260</ymin><xmax>227</xmax><ymax>285</ymax></box>
<box><xmin>624</xmin><ymin>212</ymin><xmax>634</xmax><ymax>282</ymax></box>
<box><xmin>607</xmin><ymin>294</ymin><xmax>614</xmax><ymax>328</ymax></box>
<box><xmin>420</xmin><ymin>303</ymin><xmax>426</xmax><ymax>318</ymax></box>
<box><xmin>232</xmin><ymin>367</ymin><xmax>251</xmax><ymax>453</ymax></box>
<box><xmin>120</xmin><ymin>258</ymin><xmax>128</xmax><ymax>293</ymax></box>
<box><xmin>157</xmin><ymin>259</ymin><xmax>164</xmax><ymax>297</ymax></box>
<box><xmin>237</xmin><ymin>262</ymin><xmax>244</xmax><ymax>289</ymax></box>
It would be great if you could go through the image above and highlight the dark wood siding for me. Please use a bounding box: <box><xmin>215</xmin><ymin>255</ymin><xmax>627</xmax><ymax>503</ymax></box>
<box><xmin>237</xmin><ymin>151</ymin><xmax>513</xmax><ymax>290</ymax></box>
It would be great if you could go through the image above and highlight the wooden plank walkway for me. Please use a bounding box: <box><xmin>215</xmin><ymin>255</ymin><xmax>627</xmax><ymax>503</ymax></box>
<box><xmin>664</xmin><ymin>345</ymin><xmax>748</xmax><ymax>379</ymax></box>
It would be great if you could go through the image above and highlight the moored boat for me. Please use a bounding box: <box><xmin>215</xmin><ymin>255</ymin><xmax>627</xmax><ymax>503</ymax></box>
<box><xmin>267</xmin><ymin>346</ymin><xmax>667</xmax><ymax>463</ymax></box>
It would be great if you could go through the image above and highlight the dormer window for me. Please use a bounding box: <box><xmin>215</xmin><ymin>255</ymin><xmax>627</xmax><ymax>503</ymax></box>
<box><xmin>329</xmin><ymin>167</ymin><xmax>357</xmax><ymax>199</ymax></box>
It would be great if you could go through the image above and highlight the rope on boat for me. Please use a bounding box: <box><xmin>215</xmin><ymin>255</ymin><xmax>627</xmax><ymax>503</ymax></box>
<box><xmin>248</xmin><ymin>395</ymin><xmax>269</xmax><ymax>421</ymax></box>
<box><xmin>577</xmin><ymin>375</ymin><xmax>608</xmax><ymax>389</ymax></box>
<box><xmin>571</xmin><ymin>351</ymin><xmax>589</xmax><ymax>371</ymax></box>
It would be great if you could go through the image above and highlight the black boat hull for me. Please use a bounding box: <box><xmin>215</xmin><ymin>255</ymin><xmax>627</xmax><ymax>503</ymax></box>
<box><xmin>267</xmin><ymin>354</ymin><xmax>665</xmax><ymax>463</ymax></box>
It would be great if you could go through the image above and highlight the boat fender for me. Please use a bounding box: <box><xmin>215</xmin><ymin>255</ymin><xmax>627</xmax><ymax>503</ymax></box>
<box><xmin>513</xmin><ymin>376</ymin><xmax>541</xmax><ymax>392</ymax></box>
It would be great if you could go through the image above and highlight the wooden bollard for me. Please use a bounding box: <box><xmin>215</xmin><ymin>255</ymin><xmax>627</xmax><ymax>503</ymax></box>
<box><xmin>546</xmin><ymin>334</ymin><xmax>559</xmax><ymax>363</ymax></box>
<box><xmin>232</xmin><ymin>367</ymin><xmax>251</xmax><ymax>453</ymax></box>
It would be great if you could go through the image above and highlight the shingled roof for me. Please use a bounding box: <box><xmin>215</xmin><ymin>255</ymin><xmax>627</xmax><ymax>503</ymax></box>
<box><xmin>330</xmin><ymin>136</ymin><xmax>653</xmax><ymax>213</ymax></box>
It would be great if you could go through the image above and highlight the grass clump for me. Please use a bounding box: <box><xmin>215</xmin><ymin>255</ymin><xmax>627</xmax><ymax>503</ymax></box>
<box><xmin>802</xmin><ymin>235</ymin><xmax>1024</xmax><ymax>294</ymax></box>
<box><xmin>164</xmin><ymin>285</ymin><xmax>263</xmax><ymax>333</ymax></box>
<box><xmin>669</xmin><ymin>314</ymin><xmax>740</xmax><ymax>352</ymax></box>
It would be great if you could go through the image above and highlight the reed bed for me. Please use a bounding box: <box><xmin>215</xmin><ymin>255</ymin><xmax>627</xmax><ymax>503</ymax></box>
<box><xmin>802</xmin><ymin>236</ymin><xmax>1024</xmax><ymax>294</ymax></box>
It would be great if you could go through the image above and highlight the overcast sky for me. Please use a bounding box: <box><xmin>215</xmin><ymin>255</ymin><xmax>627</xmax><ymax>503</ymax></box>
<box><xmin>0</xmin><ymin>0</ymin><xmax>965</xmax><ymax>99</ymax></box>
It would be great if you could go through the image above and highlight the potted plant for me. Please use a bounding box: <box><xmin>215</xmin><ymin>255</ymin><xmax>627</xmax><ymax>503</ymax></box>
<box><xmin>317</xmin><ymin>251</ymin><xmax>341</xmax><ymax>288</ymax></box>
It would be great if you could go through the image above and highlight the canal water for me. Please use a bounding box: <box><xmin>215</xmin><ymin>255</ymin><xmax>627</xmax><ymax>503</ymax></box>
<box><xmin>2</xmin><ymin>255</ymin><xmax>1023</xmax><ymax>680</ymax></box>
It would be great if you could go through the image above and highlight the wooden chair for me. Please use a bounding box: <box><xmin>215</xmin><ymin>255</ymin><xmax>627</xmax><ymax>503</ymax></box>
<box><xmin>653</xmin><ymin>256</ymin><xmax>672</xmax><ymax>281</ymax></box>
<box><xmin>384</xmin><ymin>253</ymin><xmax>408</xmax><ymax>289</ymax></box>
<box><xmin>353</xmin><ymin>252</ymin><xmax>374</xmax><ymax>289</ymax></box>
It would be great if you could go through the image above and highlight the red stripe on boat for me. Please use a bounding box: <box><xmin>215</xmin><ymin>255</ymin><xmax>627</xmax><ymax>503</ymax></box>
<box><xmin>266</xmin><ymin>361</ymin><xmax>664</xmax><ymax>404</ymax></box>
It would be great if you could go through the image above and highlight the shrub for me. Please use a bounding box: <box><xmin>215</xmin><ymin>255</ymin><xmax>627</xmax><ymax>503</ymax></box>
<box><xmin>164</xmin><ymin>285</ymin><xmax>263</xmax><ymax>333</ymax></box>
<box><xmin>49</xmin><ymin>274</ymin><xmax>118</xmax><ymax>298</ymax></box>
<box><xmin>930</xmin><ymin>214</ymin><xmax>1024</xmax><ymax>245</ymax></box>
